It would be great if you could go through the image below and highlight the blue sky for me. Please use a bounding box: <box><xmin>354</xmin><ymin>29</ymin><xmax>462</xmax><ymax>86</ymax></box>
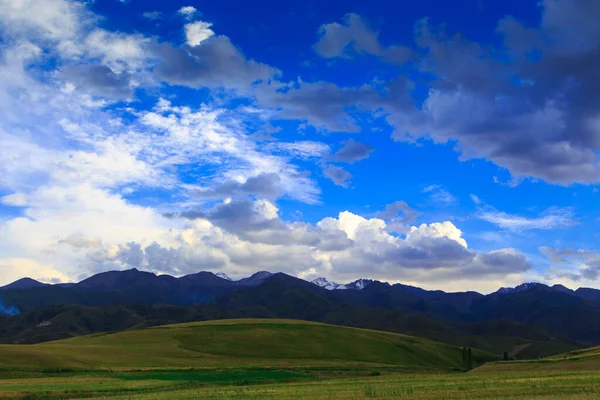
<box><xmin>0</xmin><ymin>0</ymin><xmax>599</xmax><ymax>292</ymax></box>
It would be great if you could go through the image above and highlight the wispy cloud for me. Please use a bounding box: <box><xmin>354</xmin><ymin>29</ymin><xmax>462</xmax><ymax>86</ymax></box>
<box><xmin>479</xmin><ymin>208</ymin><xmax>577</xmax><ymax>232</ymax></box>
<box><xmin>423</xmin><ymin>185</ymin><xmax>457</xmax><ymax>206</ymax></box>
<box><xmin>470</xmin><ymin>194</ymin><xmax>482</xmax><ymax>205</ymax></box>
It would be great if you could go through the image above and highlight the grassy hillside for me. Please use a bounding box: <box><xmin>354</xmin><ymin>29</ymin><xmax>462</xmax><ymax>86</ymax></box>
<box><xmin>475</xmin><ymin>345</ymin><xmax>600</xmax><ymax>373</ymax></box>
<box><xmin>0</xmin><ymin>319</ymin><xmax>494</xmax><ymax>371</ymax></box>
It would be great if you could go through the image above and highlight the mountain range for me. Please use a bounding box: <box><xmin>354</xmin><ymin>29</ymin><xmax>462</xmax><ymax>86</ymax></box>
<box><xmin>2</xmin><ymin>269</ymin><xmax>600</xmax><ymax>359</ymax></box>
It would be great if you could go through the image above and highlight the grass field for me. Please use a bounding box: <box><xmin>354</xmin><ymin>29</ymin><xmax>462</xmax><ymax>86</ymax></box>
<box><xmin>0</xmin><ymin>319</ymin><xmax>598</xmax><ymax>399</ymax></box>
<box><xmin>0</xmin><ymin>319</ymin><xmax>493</xmax><ymax>371</ymax></box>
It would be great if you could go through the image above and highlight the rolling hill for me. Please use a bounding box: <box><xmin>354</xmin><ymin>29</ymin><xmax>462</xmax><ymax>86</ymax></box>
<box><xmin>0</xmin><ymin>272</ymin><xmax>580</xmax><ymax>359</ymax></box>
<box><xmin>0</xmin><ymin>319</ymin><xmax>495</xmax><ymax>371</ymax></box>
<box><xmin>475</xmin><ymin>345</ymin><xmax>600</xmax><ymax>373</ymax></box>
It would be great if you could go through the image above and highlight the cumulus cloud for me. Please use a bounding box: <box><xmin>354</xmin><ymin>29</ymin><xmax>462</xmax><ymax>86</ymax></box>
<box><xmin>41</xmin><ymin>198</ymin><xmax>531</xmax><ymax>290</ymax></box>
<box><xmin>0</xmin><ymin>0</ymin><xmax>570</xmax><ymax>293</ymax></box>
<box><xmin>386</xmin><ymin>0</ymin><xmax>600</xmax><ymax>185</ymax></box>
<box><xmin>177</xmin><ymin>6</ymin><xmax>197</xmax><ymax>20</ymax></box>
<box><xmin>300</xmin><ymin>2</ymin><xmax>600</xmax><ymax>185</ymax></box>
<box><xmin>184</xmin><ymin>21</ymin><xmax>215</xmax><ymax>46</ymax></box>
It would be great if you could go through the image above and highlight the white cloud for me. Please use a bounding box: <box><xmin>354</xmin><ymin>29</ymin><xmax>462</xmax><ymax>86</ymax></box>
<box><xmin>470</xmin><ymin>194</ymin><xmax>482</xmax><ymax>205</ymax></box>
<box><xmin>0</xmin><ymin>258</ymin><xmax>70</xmax><ymax>285</ymax></box>
<box><xmin>1</xmin><ymin>193</ymin><xmax>27</xmax><ymax>206</ymax></box>
<box><xmin>142</xmin><ymin>11</ymin><xmax>162</xmax><ymax>20</ymax></box>
<box><xmin>4</xmin><ymin>198</ymin><xmax>530</xmax><ymax>291</ymax></box>
<box><xmin>0</xmin><ymin>0</ymin><xmax>548</xmax><ymax>295</ymax></box>
<box><xmin>541</xmin><ymin>246</ymin><xmax>600</xmax><ymax>284</ymax></box>
<box><xmin>423</xmin><ymin>185</ymin><xmax>457</xmax><ymax>205</ymax></box>
<box><xmin>84</xmin><ymin>29</ymin><xmax>149</xmax><ymax>72</ymax></box>
<box><xmin>0</xmin><ymin>0</ymin><xmax>86</xmax><ymax>54</ymax></box>
<box><xmin>479</xmin><ymin>208</ymin><xmax>577</xmax><ymax>232</ymax></box>
<box><xmin>178</xmin><ymin>6</ymin><xmax>197</xmax><ymax>19</ymax></box>
<box><xmin>184</xmin><ymin>21</ymin><xmax>215</xmax><ymax>47</ymax></box>
<box><xmin>407</xmin><ymin>221</ymin><xmax>468</xmax><ymax>248</ymax></box>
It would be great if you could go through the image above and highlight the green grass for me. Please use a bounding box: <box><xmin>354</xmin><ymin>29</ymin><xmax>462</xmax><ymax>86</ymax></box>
<box><xmin>2</xmin><ymin>369</ymin><xmax>600</xmax><ymax>399</ymax></box>
<box><xmin>0</xmin><ymin>319</ymin><xmax>494</xmax><ymax>371</ymax></box>
<box><xmin>475</xmin><ymin>344</ymin><xmax>600</xmax><ymax>373</ymax></box>
<box><xmin>2</xmin><ymin>319</ymin><xmax>599</xmax><ymax>399</ymax></box>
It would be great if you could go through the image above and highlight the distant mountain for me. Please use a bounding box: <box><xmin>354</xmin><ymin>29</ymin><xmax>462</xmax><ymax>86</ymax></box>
<box><xmin>311</xmin><ymin>277</ymin><xmax>374</xmax><ymax>290</ymax></box>
<box><xmin>0</xmin><ymin>269</ymin><xmax>272</xmax><ymax>313</ymax></box>
<box><xmin>0</xmin><ymin>273</ymin><xmax>578</xmax><ymax>360</ymax></box>
<box><xmin>494</xmin><ymin>282</ymin><xmax>600</xmax><ymax>306</ymax></box>
<box><xmin>346</xmin><ymin>279</ymin><xmax>374</xmax><ymax>290</ymax></box>
<box><xmin>77</xmin><ymin>268</ymin><xmax>171</xmax><ymax>291</ymax></box>
<box><xmin>215</xmin><ymin>272</ymin><xmax>232</xmax><ymax>281</ymax></box>
<box><xmin>236</xmin><ymin>271</ymin><xmax>273</xmax><ymax>286</ymax></box>
<box><xmin>496</xmin><ymin>282</ymin><xmax>547</xmax><ymax>294</ymax></box>
<box><xmin>574</xmin><ymin>287</ymin><xmax>600</xmax><ymax>303</ymax></box>
<box><xmin>1</xmin><ymin>278</ymin><xmax>48</xmax><ymax>290</ymax></box>
<box><xmin>311</xmin><ymin>277</ymin><xmax>347</xmax><ymax>290</ymax></box>
<box><xmin>2</xmin><ymin>268</ymin><xmax>600</xmax><ymax>356</ymax></box>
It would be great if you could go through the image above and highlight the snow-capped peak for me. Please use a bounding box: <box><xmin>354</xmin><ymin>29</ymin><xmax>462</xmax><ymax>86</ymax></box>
<box><xmin>346</xmin><ymin>279</ymin><xmax>374</xmax><ymax>290</ymax></box>
<box><xmin>496</xmin><ymin>282</ymin><xmax>545</xmax><ymax>294</ymax></box>
<box><xmin>311</xmin><ymin>277</ymin><xmax>347</xmax><ymax>290</ymax></box>
<box><xmin>215</xmin><ymin>272</ymin><xmax>232</xmax><ymax>281</ymax></box>
<box><xmin>311</xmin><ymin>277</ymin><xmax>373</xmax><ymax>290</ymax></box>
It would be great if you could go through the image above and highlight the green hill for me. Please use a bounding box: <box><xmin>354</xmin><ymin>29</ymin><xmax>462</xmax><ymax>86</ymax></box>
<box><xmin>474</xmin><ymin>345</ymin><xmax>600</xmax><ymax>373</ymax></box>
<box><xmin>0</xmin><ymin>319</ymin><xmax>494</xmax><ymax>371</ymax></box>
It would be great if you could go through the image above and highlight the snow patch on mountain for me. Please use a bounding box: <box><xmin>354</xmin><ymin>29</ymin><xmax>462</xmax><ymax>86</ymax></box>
<box><xmin>496</xmin><ymin>282</ymin><xmax>546</xmax><ymax>294</ymax></box>
<box><xmin>311</xmin><ymin>277</ymin><xmax>347</xmax><ymax>290</ymax></box>
<box><xmin>346</xmin><ymin>279</ymin><xmax>374</xmax><ymax>290</ymax></box>
<box><xmin>311</xmin><ymin>277</ymin><xmax>373</xmax><ymax>290</ymax></box>
<box><xmin>215</xmin><ymin>272</ymin><xmax>232</xmax><ymax>281</ymax></box>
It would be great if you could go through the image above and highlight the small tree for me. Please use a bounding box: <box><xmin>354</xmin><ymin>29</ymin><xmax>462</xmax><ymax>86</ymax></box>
<box><xmin>467</xmin><ymin>347</ymin><xmax>473</xmax><ymax>370</ymax></box>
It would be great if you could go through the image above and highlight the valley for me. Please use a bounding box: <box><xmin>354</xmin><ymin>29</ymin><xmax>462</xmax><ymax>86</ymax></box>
<box><xmin>0</xmin><ymin>319</ymin><xmax>599</xmax><ymax>399</ymax></box>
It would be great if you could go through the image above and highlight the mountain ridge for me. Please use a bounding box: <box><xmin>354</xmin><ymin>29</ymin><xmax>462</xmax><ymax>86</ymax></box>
<box><xmin>3</xmin><ymin>268</ymin><xmax>598</xmax><ymax>297</ymax></box>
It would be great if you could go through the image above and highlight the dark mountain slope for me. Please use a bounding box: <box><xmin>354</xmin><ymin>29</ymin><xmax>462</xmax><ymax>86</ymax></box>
<box><xmin>0</xmin><ymin>269</ymin><xmax>271</xmax><ymax>312</ymax></box>
<box><xmin>0</xmin><ymin>278</ymin><xmax>48</xmax><ymax>290</ymax></box>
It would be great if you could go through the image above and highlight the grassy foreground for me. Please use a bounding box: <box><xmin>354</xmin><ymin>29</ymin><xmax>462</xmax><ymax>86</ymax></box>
<box><xmin>0</xmin><ymin>319</ymin><xmax>598</xmax><ymax>399</ymax></box>
<box><xmin>1</xmin><ymin>368</ymin><xmax>600</xmax><ymax>399</ymax></box>
<box><xmin>0</xmin><ymin>319</ymin><xmax>492</xmax><ymax>371</ymax></box>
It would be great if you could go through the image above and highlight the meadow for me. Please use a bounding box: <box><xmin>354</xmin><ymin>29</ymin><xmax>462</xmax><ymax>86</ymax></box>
<box><xmin>0</xmin><ymin>319</ymin><xmax>598</xmax><ymax>399</ymax></box>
